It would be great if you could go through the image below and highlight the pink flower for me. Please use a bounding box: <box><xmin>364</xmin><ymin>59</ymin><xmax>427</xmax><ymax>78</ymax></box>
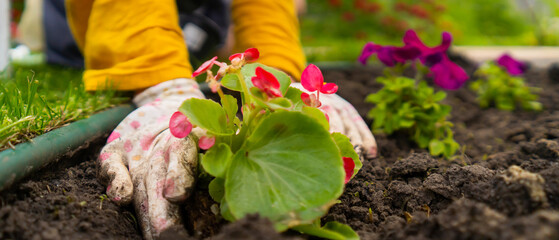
<box><xmin>192</xmin><ymin>56</ymin><xmax>219</xmax><ymax>77</ymax></box>
<box><xmin>251</xmin><ymin>67</ymin><xmax>282</xmax><ymax>98</ymax></box>
<box><xmin>342</xmin><ymin>157</ymin><xmax>355</xmax><ymax>184</ymax></box>
<box><xmin>429</xmin><ymin>55</ymin><xmax>469</xmax><ymax>90</ymax></box>
<box><xmin>401</xmin><ymin>30</ymin><xmax>469</xmax><ymax>89</ymax></box>
<box><xmin>359</xmin><ymin>43</ymin><xmax>421</xmax><ymax>66</ymax></box>
<box><xmin>169</xmin><ymin>111</ymin><xmax>192</xmax><ymax>138</ymax></box>
<box><xmin>301</xmin><ymin>64</ymin><xmax>338</xmax><ymax>94</ymax></box>
<box><xmin>496</xmin><ymin>54</ymin><xmax>526</xmax><ymax>76</ymax></box>
<box><xmin>229</xmin><ymin>48</ymin><xmax>260</xmax><ymax>62</ymax></box>
<box><xmin>300</xmin><ymin>64</ymin><xmax>338</xmax><ymax>108</ymax></box>
<box><xmin>199</xmin><ymin>135</ymin><xmax>216</xmax><ymax>150</ymax></box>
<box><xmin>300</xmin><ymin>92</ymin><xmax>321</xmax><ymax>108</ymax></box>
<box><xmin>403</xmin><ymin>30</ymin><xmax>452</xmax><ymax>67</ymax></box>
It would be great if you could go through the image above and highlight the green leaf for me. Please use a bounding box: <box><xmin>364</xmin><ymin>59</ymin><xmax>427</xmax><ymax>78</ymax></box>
<box><xmin>268</xmin><ymin>97</ymin><xmax>293</xmax><ymax>110</ymax></box>
<box><xmin>241</xmin><ymin>63</ymin><xmax>292</xmax><ymax>96</ymax></box>
<box><xmin>224</xmin><ymin>111</ymin><xmax>344</xmax><ymax>230</ymax></box>
<box><xmin>201</xmin><ymin>143</ymin><xmax>233</xmax><ymax>177</ymax></box>
<box><xmin>220</xmin><ymin>201</ymin><xmax>235</xmax><ymax>221</ymax></box>
<box><xmin>209</xmin><ymin>177</ymin><xmax>225</xmax><ymax>202</ymax></box>
<box><xmin>302</xmin><ymin>106</ymin><xmax>329</xmax><ymax>131</ymax></box>
<box><xmin>221</xmin><ymin>73</ymin><xmax>241</xmax><ymax>91</ymax></box>
<box><xmin>221</xmin><ymin>94</ymin><xmax>239</xmax><ymax>126</ymax></box>
<box><xmin>429</xmin><ymin>139</ymin><xmax>444</xmax><ymax>156</ymax></box>
<box><xmin>331</xmin><ymin>132</ymin><xmax>361</xmax><ymax>177</ymax></box>
<box><xmin>284</xmin><ymin>87</ymin><xmax>305</xmax><ymax>111</ymax></box>
<box><xmin>292</xmin><ymin>221</ymin><xmax>359</xmax><ymax>240</ymax></box>
<box><xmin>179</xmin><ymin>98</ymin><xmax>233</xmax><ymax>135</ymax></box>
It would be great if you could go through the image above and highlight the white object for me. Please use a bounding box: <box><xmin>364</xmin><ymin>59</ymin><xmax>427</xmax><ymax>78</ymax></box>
<box><xmin>18</xmin><ymin>0</ymin><xmax>44</xmax><ymax>51</ymax></box>
<box><xmin>0</xmin><ymin>0</ymin><xmax>9</xmax><ymax>71</ymax></box>
<box><xmin>183</xmin><ymin>23</ymin><xmax>207</xmax><ymax>52</ymax></box>
<box><xmin>9</xmin><ymin>45</ymin><xmax>31</xmax><ymax>61</ymax></box>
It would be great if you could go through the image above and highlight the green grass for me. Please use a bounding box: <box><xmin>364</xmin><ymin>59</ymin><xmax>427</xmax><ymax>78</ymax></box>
<box><xmin>0</xmin><ymin>64</ymin><xmax>128</xmax><ymax>151</ymax></box>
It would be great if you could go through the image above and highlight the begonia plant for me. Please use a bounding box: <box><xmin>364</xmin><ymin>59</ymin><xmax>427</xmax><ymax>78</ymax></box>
<box><xmin>470</xmin><ymin>54</ymin><xmax>542</xmax><ymax>111</ymax></box>
<box><xmin>170</xmin><ymin>48</ymin><xmax>361</xmax><ymax>239</ymax></box>
<box><xmin>359</xmin><ymin>30</ymin><xmax>467</xmax><ymax>159</ymax></box>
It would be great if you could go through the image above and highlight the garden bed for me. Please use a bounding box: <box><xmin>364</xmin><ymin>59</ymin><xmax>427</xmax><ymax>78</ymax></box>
<box><xmin>2</xmin><ymin>57</ymin><xmax>559</xmax><ymax>239</ymax></box>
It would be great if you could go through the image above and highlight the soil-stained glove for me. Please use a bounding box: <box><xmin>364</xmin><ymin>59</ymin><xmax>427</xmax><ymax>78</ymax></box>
<box><xmin>291</xmin><ymin>82</ymin><xmax>377</xmax><ymax>159</ymax></box>
<box><xmin>98</xmin><ymin>79</ymin><xmax>204</xmax><ymax>240</ymax></box>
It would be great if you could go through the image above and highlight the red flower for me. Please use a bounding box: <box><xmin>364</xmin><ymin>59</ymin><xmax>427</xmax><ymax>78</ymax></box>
<box><xmin>301</xmin><ymin>64</ymin><xmax>338</xmax><ymax>94</ymax></box>
<box><xmin>229</xmin><ymin>48</ymin><xmax>260</xmax><ymax>62</ymax></box>
<box><xmin>300</xmin><ymin>92</ymin><xmax>321</xmax><ymax>108</ymax></box>
<box><xmin>409</xmin><ymin>4</ymin><xmax>430</xmax><ymax>19</ymax></box>
<box><xmin>199</xmin><ymin>135</ymin><xmax>216</xmax><ymax>150</ymax></box>
<box><xmin>169</xmin><ymin>111</ymin><xmax>193</xmax><ymax>138</ymax></box>
<box><xmin>251</xmin><ymin>67</ymin><xmax>282</xmax><ymax>98</ymax></box>
<box><xmin>342</xmin><ymin>12</ymin><xmax>355</xmax><ymax>22</ymax></box>
<box><xmin>300</xmin><ymin>64</ymin><xmax>338</xmax><ymax>108</ymax></box>
<box><xmin>343</xmin><ymin>157</ymin><xmax>355</xmax><ymax>184</ymax></box>
<box><xmin>329</xmin><ymin>0</ymin><xmax>342</xmax><ymax>7</ymax></box>
<box><xmin>192</xmin><ymin>56</ymin><xmax>219</xmax><ymax>77</ymax></box>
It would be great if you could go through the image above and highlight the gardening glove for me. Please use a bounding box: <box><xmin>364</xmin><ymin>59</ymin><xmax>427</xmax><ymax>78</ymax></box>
<box><xmin>98</xmin><ymin>78</ymin><xmax>204</xmax><ymax>240</ymax></box>
<box><xmin>291</xmin><ymin>82</ymin><xmax>377</xmax><ymax>159</ymax></box>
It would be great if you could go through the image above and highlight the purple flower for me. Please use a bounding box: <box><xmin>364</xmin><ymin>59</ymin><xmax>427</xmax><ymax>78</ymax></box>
<box><xmin>403</xmin><ymin>30</ymin><xmax>451</xmax><ymax>67</ymax></box>
<box><xmin>496</xmin><ymin>54</ymin><xmax>526</xmax><ymax>76</ymax></box>
<box><xmin>358</xmin><ymin>42</ymin><xmax>420</xmax><ymax>67</ymax></box>
<box><xmin>429</xmin><ymin>55</ymin><xmax>469</xmax><ymax>90</ymax></box>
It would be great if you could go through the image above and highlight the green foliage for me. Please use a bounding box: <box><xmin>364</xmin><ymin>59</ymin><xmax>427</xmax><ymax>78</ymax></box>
<box><xmin>292</xmin><ymin>220</ymin><xmax>359</xmax><ymax>240</ymax></box>
<box><xmin>366</xmin><ymin>76</ymin><xmax>459</xmax><ymax>158</ymax></box>
<box><xmin>180</xmin><ymin>61</ymin><xmax>361</xmax><ymax>238</ymax></box>
<box><xmin>0</xmin><ymin>65</ymin><xmax>127</xmax><ymax>150</ymax></box>
<box><xmin>470</xmin><ymin>62</ymin><xmax>542</xmax><ymax>111</ymax></box>
<box><xmin>300</xmin><ymin>0</ymin><xmax>556</xmax><ymax>61</ymax></box>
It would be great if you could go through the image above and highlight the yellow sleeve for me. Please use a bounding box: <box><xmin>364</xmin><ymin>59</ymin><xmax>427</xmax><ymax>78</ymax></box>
<box><xmin>231</xmin><ymin>0</ymin><xmax>306</xmax><ymax>80</ymax></box>
<box><xmin>66</xmin><ymin>0</ymin><xmax>193</xmax><ymax>91</ymax></box>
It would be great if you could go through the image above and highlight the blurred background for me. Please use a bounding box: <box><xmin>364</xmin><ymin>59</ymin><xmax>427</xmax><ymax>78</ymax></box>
<box><xmin>301</xmin><ymin>0</ymin><xmax>559</xmax><ymax>62</ymax></box>
<box><xmin>5</xmin><ymin>0</ymin><xmax>559</xmax><ymax>64</ymax></box>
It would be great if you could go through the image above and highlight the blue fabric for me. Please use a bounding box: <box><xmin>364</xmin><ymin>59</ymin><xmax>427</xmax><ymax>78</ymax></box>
<box><xmin>43</xmin><ymin>0</ymin><xmax>84</xmax><ymax>68</ymax></box>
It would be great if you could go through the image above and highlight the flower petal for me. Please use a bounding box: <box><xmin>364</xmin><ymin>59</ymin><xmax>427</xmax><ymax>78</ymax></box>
<box><xmin>497</xmin><ymin>54</ymin><xmax>526</xmax><ymax>75</ymax></box>
<box><xmin>244</xmin><ymin>48</ymin><xmax>260</xmax><ymax>62</ymax></box>
<box><xmin>229</xmin><ymin>53</ymin><xmax>243</xmax><ymax>61</ymax></box>
<box><xmin>301</xmin><ymin>92</ymin><xmax>312</xmax><ymax>106</ymax></box>
<box><xmin>301</xmin><ymin>92</ymin><xmax>321</xmax><ymax>108</ymax></box>
<box><xmin>358</xmin><ymin>42</ymin><xmax>382</xmax><ymax>65</ymax></box>
<box><xmin>301</xmin><ymin>64</ymin><xmax>324</xmax><ymax>92</ymax></box>
<box><xmin>342</xmin><ymin>157</ymin><xmax>355</xmax><ymax>184</ymax></box>
<box><xmin>252</xmin><ymin>67</ymin><xmax>282</xmax><ymax>98</ymax></box>
<box><xmin>392</xmin><ymin>45</ymin><xmax>421</xmax><ymax>63</ymax></box>
<box><xmin>192</xmin><ymin>56</ymin><xmax>218</xmax><ymax>77</ymax></box>
<box><xmin>320</xmin><ymin>82</ymin><xmax>338</xmax><ymax>94</ymax></box>
<box><xmin>377</xmin><ymin>47</ymin><xmax>396</xmax><ymax>67</ymax></box>
<box><xmin>199</xmin><ymin>135</ymin><xmax>216</xmax><ymax>150</ymax></box>
<box><xmin>169</xmin><ymin>111</ymin><xmax>193</xmax><ymax>138</ymax></box>
<box><xmin>403</xmin><ymin>29</ymin><xmax>428</xmax><ymax>52</ymax></box>
<box><xmin>430</xmin><ymin>56</ymin><xmax>468</xmax><ymax>90</ymax></box>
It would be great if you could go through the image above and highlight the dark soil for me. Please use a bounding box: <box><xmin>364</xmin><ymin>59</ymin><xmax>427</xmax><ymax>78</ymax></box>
<box><xmin>2</xmin><ymin>56</ymin><xmax>559</xmax><ymax>239</ymax></box>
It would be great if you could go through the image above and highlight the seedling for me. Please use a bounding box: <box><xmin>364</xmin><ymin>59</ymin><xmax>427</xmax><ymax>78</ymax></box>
<box><xmin>172</xmin><ymin>48</ymin><xmax>362</xmax><ymax>238</ymax></box>
<box><xmin>99</xmin><ymin>194</ymin><xmax>109</xmax><ymax>210</ymax></box>
<box><xmin>470</xmin><ymin>54</ymin><xmax>542</xmax><ymax>111</ymax></box>
<box><xmin>359</xmin><ymin>30</ymin><xmax>467</xmax><ymax>159</ymax></box>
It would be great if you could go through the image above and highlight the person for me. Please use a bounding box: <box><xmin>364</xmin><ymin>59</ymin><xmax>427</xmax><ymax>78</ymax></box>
<box><xmin>59</xmin><ymin>0</ymin><xmax>377</xmax><ymax>238</ymax></box>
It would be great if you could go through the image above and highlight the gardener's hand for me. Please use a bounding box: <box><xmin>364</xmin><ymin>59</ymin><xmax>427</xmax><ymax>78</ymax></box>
<box><xmin>97</xmin><ymin>79</ymin><xmax>204</xmax><ymax>240</ymax></box>
<box><xmin>291</xmin><ymin>83</ymin><xmax>377</xmax><ymax>159</ymax></box>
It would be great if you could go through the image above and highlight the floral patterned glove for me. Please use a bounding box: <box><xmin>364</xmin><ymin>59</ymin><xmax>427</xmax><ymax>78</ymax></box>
<box><xmin>98</xmin><ymin>78</ymin><xmax>204</xmax><ymax>239</ymax></box>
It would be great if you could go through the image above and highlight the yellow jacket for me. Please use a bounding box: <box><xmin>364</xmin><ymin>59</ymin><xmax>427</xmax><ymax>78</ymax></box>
<box><xmin>65</xmin><ymin>0</ymin><xmax>306</xmax><ymax>91</ymax></box>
